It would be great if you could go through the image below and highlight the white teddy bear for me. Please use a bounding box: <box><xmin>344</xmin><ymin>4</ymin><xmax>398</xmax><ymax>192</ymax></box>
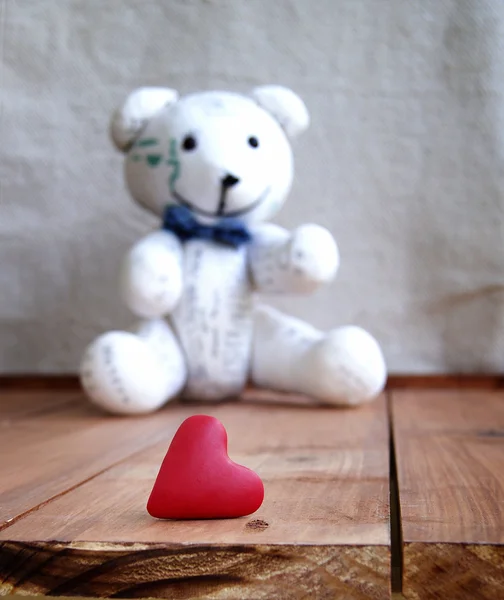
<box><xmin>80</xmin><ymin>85</ymin><xmax>387</xmax><ymax>415</ymax></box>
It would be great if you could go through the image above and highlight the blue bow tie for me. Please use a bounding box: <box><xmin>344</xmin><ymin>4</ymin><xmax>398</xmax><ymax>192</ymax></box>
<box><xmin>162</xmin><ymin>205</ymin><xmax>252</xmax><ymax>248</ymax></box>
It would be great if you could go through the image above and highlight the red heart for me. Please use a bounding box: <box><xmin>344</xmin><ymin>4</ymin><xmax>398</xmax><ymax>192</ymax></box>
<box><xmin>147</xmin><ymin>415</ymin><xmax>264</xmax><ymax>519</ymax></box>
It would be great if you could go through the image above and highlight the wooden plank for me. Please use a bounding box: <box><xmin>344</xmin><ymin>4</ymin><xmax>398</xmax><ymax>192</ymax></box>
<box><xmin>386</xmin><ymin>374</ymin><xmax>504</xmax><ymax>389</ymax></box>
<box><xmin>0</xmin><ymin>397</ymin><xmax>391</xmax><ymax>599</ymax></box>
<box><xmin>0</xmin><ymin>390</ymin><xmax>79</xmax><ymax>420</ymax></box>
<box><xmin>392</xmin><ymin>390</ymin><xmax>504</xmax><ymax>599</ymax></box>
<box><xmin>0</xmin><ymin>395</ymin><xmax>205</xmax><ymax>529</ymax></box>
<box><xmin>2</xmin><ymin>373</ymin><xmax>504</xmax><ymax>391</ymax></box>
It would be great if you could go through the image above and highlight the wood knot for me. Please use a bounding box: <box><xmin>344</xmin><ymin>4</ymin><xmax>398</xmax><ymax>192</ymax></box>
<box><xmin>287</xmin><ymin>455</ymin><xmax>315</xmax><ymax>463</ymax></box>
<box><xmin>245</xmin><ymin>519</ymin><xmax>269</xmax><ymax>532</ymax></box>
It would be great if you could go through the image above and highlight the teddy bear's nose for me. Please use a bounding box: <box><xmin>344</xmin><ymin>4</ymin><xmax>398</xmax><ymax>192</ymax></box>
<box><xmin>221</xmin><ymin>174</ymin><xmax>240</xmax><ymax>189</ymax></box>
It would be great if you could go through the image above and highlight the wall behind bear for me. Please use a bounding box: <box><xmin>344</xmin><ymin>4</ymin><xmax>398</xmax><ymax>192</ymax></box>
<box><xmin>0</xmin><ymin>0</ymin><xmax>503</xmax><ymax>374</ymax></box>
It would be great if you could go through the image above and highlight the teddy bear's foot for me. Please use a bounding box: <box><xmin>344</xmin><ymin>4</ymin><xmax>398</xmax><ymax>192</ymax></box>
<box><xmin>80</xmin><ymin>319</ymin><xmax>187</xmax><ymax>415</ymax></box>
<box><xmin>303</xmin><ymin>326</ymin><xmax>387</xmax><ymax>406</ymax></box>
<box><xmin>252</xmin><ymin>305</ymin><xmax>386</xmax><ymax>406</ymax></box>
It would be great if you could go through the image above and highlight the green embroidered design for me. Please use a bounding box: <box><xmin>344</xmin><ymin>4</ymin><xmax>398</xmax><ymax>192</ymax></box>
<box><xmin>136</xmin><ymin>138</ymin><xmax>159</xmax><ymax>147</ymax></box>
<box><xmin>129</xmin><ymin>138</ymin><xmax>180</xmax><ymax>178</ymax></box>
<box><xmin>147</xmin><ymin>154</ymin><xmax>162</xmax><ymax>167</ymax></box>
<box><xmin>168</xmin><ymin>138</ymin><xmax>181</xmax><ymax>191</ymax></box>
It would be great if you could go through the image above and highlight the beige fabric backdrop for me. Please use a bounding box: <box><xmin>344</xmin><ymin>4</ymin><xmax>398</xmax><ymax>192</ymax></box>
<box><xmin>0</xmin><ymin>0</ymin><xmax>503</xmax><ymax>374</ymax></box>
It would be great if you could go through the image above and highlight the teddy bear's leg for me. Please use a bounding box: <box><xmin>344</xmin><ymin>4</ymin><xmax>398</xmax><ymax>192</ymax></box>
<box><xmin>251</xmin><ymin>305</ymin><xmax>386</xmax><ymax>406</ymax></box>
<box><xmin>80</xmin><ymin>319</ymin><xmax>187</xmax><ymax>415</ymax></box>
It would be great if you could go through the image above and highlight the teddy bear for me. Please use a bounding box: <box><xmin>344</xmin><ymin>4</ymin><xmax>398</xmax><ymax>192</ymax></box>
<box><xmin>80</xmin><ymin>85</ymin><xmax>387</xmax><ymax>415</ymax></box>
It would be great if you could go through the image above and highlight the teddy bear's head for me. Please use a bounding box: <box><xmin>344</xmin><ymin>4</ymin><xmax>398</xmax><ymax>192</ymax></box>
<box><xmin>110</xmin><ymin>86</ymin><xmax>309</xmax><ymax>225</ymax></box>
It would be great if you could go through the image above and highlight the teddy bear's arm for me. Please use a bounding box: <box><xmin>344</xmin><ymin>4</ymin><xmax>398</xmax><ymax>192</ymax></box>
<box><xmin>248</xmin><ymin>223</ymin><xmax>340</xmax><ymax>294</ymax></box>
<box><xmin>120</xmin><ymin>231</ymin><xmax>184</xmax><ymax>318</ymax></box>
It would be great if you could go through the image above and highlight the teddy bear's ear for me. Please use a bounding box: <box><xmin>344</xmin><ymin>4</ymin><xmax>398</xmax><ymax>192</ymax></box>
<box><xmin>251</xmin><ymin>85</ymin><xmax>310</xmax><ymax>138</ymax></box>
<box><xmin>109</xmin><ymin>87</ymin><xmax>179</xmax><ymax>152</ymax></box>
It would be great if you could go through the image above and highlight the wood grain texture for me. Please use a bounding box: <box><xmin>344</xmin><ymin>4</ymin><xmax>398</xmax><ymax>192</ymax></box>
<box><xmin>0</xmin><ymin>395</ymin><xmax>390</xmax><ymax>598</ymax></box>
<box><xmin>403</xmin><ymin>544</ymin><xmax>504</xmax><ymax>600</ymax></box>
<box><xmin>0</xmin><ymin>541</ymin><xmax>390</xmax><ymax>599</ymax></box>
<box><xmin>392</xmin><ymin>390</ymin><xmax>504</xmax><ymax>599</ymax></box>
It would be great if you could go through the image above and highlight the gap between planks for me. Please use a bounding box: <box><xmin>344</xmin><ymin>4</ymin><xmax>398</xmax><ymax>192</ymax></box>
<box><xmin>387</xmin><ymin>391</ymin><xmax>403</xmax><ymax>595</ymax></box>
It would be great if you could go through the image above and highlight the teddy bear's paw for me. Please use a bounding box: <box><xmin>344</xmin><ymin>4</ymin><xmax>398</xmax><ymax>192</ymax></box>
<box><xmin>305</xmin><ymin>326</ymin><xmax>387</xmax><ymax>406</ymax></box>
<box><xmin>80</xmin><ymin>332</ymin><xmax>185</xmax><ymax>415</ymax></box>
<box><xmin>121</xmin><ymin>239</ymin><xmax>183</xmax><ymax>319</ymax></box>
<box><xmin>282</xmin><ymin>225</ymin><xmax>340</xmax><ymax>293</ymax></box>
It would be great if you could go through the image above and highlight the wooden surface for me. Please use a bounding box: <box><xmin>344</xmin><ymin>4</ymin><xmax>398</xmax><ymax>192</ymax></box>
<box><xmin>0</xmin><ymin>391</ymin><xmax>390</xmax><ymax>599</ymax></box>
<box><xmin>4</xmin><ymin>386</ymin><xmax>504</xmax><ymax>599</ymax></box>
<box><xmin>392</xmin><ymin>390</ymin><xmax>504</xmax><ymax>599</ymax></box>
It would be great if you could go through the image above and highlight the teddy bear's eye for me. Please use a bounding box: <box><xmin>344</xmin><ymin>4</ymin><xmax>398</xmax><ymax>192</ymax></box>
<box><xmin>248</xmin><ymin>136</ymin><xmax>259</xmax><ymax>148</ymax></box>
<box><xmin>182</xmin><ymin>135</ymin><xmax>197</xmax><ymax>151</ymax></box>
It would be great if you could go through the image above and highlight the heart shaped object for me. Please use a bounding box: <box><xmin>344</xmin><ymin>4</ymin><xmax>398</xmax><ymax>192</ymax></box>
<box><xmin>147</xmin><ymin>415</ymin><xmax>264</xmax><ymax>519</ymax></box>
